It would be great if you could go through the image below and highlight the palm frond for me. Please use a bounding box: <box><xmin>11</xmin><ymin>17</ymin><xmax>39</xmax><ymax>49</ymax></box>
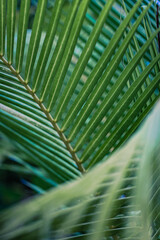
<box><xmin>0</xmin><ymin>0</ymin><xmax>160</xmax><ymax>183</ymax></box>
<box><xmin>0</xmin><ymin>101</ymin><xmax>160</xmax><ymax>240</ymax></box>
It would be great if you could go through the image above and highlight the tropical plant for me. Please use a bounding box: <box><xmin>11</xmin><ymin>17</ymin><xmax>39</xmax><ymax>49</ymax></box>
<box><xmin>0</xmin><ymin>0</ymin><xmax>160</xmax><ymax>239</ymax></box>
<box><xmin>1</xmin><ymin>101</ymin><xmax>160</xmax><ymax>239</ymax></box>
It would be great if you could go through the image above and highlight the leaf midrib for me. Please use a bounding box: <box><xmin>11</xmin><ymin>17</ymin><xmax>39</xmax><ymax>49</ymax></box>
<box><xmin>0</xmin><ymin>55</ymin><xmax>85</xmax><ymax>174</ymax></box>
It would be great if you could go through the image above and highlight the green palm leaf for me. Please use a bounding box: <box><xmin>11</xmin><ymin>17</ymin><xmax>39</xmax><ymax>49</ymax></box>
<box><xmin>0</xmin><ymin>101</ymin><xmax>160</xmax><ymax>239</ymax></box>
<box><xmin>0</xmin><ymin>0</ymin><xmax>160</xmax><ymax>184</ymax></box>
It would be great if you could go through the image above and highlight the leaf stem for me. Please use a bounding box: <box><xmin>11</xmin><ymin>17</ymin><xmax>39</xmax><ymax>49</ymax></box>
<box><xmin>0</xmin><ymin>56</ymin><xmax>85</xmax><ymax>173</ymax></box>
